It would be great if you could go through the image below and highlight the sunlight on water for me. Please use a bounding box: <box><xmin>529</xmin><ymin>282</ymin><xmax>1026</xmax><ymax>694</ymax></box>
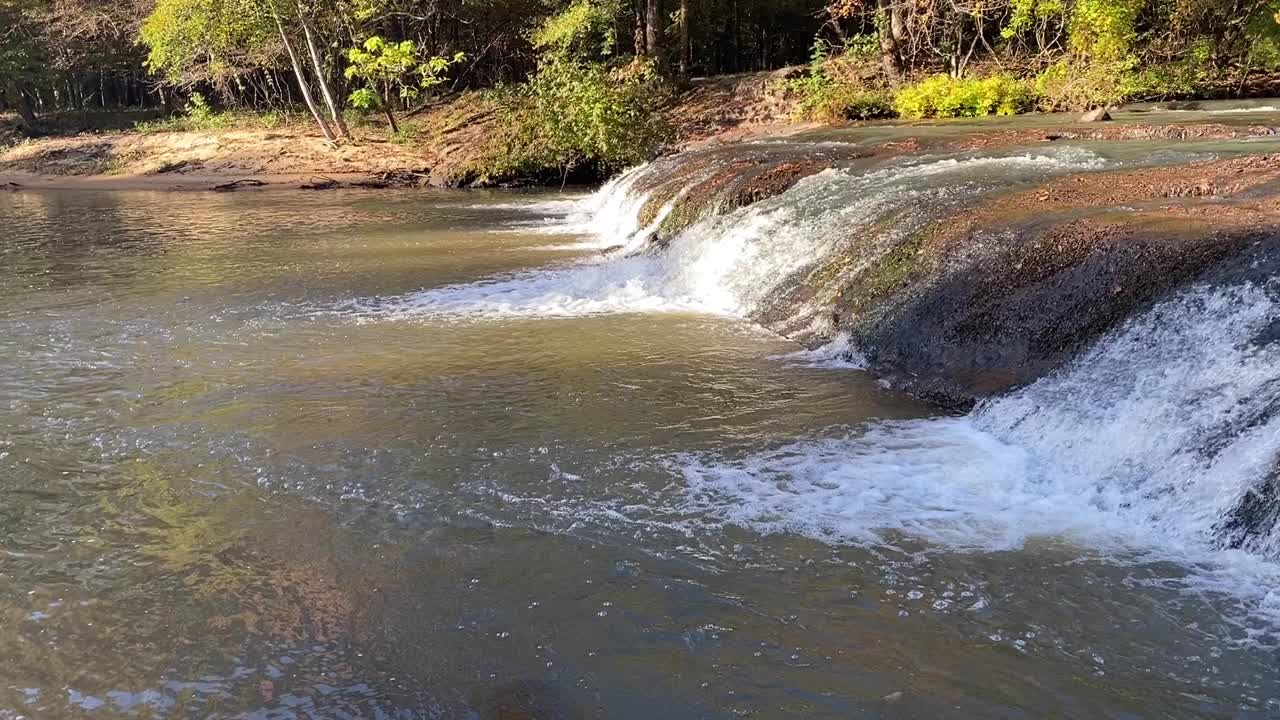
<box><xmin>4</xmin><ymin>139</ymin><xmax>1280</xmax><ymax>717</ymax></box>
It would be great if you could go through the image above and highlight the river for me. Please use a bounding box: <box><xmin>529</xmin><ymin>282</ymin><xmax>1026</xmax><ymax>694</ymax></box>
<box><xmin>3</xmin><ymin>129</ymin><xmax>1280</xmax><ymax>717</ymax></box>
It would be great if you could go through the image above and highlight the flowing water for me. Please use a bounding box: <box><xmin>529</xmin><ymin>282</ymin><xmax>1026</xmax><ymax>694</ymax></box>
<box><xmin>5</xmin><ymin>131</ymin><xmax>1280</xmax><ymax>718</ymax></box>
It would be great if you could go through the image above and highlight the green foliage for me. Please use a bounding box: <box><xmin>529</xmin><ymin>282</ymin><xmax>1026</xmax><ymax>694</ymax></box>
<box><xmin>1068</xmin><ymin>0</ymin><xmax>1144</xmax><ymax>59</ymax></box>
<box><xmin>344</xmin><ymin>36</ymin><xmax>465</xmax><ymax>110</ymax></box>
<box><xmin>184</xmin><ymin>92</ymin><xmax>221</xmax><ymax>125</ymax></box>
<box><xmin>390</xmin><ymin>121</ymin><xmax>422</xmax><ymax>145</ymax></box>
<box><xmin>1032</xmin><ymin>59</ymin><xmax>1149</xmax><ymax>110</ymax></box>
<box><xmin>843</xmin><ymin>33</ymin><xmax>880</xmax><ymax>60</ymax></box>
<box><xmin>1248</xmin><ymin>3</ymin><xmax>1280</xmax><ymax>71</ymax></box>
<box><xmin>0</xmin><ymin>0</ymin><xmax>50</xmax><ymax>89</ymax></box>
<box><xmin>140</xmin><ymin>0</ymin><xmax>276</xmax><ymax>86</ymax></box>
<box><xmin>894</xmin><ymin>74</ymin><xmax>1035</xmax><ymax>119</ymax></box>
<box><xmin>486</xmin><ymin>58</ymin><xmax>671</xmax><ymax>179</ymax></box>
<box><xmin>788</xmin><ymin>40</ymin><xmax>892</xmax><ymax>122</ymax></box>
<box><xmin>1126</xmin><ymin>42</ymin><xmax>1214</xmax><ymax>99</ymax></box>
<box><xmin>1000</xmin><ymin>0</ymin><xmax>1064</xmax><ymax>39</ymax></box>
<box><xmin>1032</xmin><ymin>44</ymin><xmax>1213</xmax><ymax>111</ymax></box>
<box><xmin>133</xmin><ymin>95</ymin><xmax>288</xmax><ymax>133</ymax></box>
<box><xmin>532</xmin><ymin>0</ymin><xmax>622</xmax><ymax>62</ymax></box>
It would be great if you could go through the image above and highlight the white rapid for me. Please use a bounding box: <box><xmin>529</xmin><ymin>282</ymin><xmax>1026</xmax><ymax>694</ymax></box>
<box><xmin>365</xmin><ymin>142</ymin><xmax>1280</xmax><ymax>632</ymax></box>
<box><xmin>677</xmin><ymin>280</ymin><xmax>1280</xmax><ymax>632</ymax></box>
<box><xmin>369</xmin><ymin>146</ymin><xmax>1108</xmax><ymax>320</ymax></box>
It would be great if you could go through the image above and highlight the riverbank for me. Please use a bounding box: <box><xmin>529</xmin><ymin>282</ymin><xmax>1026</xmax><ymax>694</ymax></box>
<box><xmin>0</xmin><ymin>71</ymin><xmax>809</xmax><ymax>191</ymax></box>
<box><xmin>7</xmin><ymin>76</ymin><xmax>1280</xmax><ymax>193</ymax></box>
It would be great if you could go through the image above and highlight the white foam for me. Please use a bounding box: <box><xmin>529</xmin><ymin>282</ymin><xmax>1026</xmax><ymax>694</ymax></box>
<box><xmin>366</xmin><ymin>256</ymin><xmax>713</xmax><ymax>319</ymax></box>
<box><xmin>1151</xmin><ymin>105</ymin><xmax>1280</xmax><ymax>114</ymax></box>
<box><xmin>675</xmin><ymin>282</ymin><xmax>1280</xmax><ymax>629</ymax></box>
<box><xmin>773</xmin><ymin>332</ymin><xmax>867</xmax><ymax>369</ymax></box>
<box><xmin>549</xmin><ymin>165</ymin><xmax>655</xmax><ymax>246</ymax></box>
<box><xmin>368</xmin><ymin>147</ymin><xmax>1109</xmax><ymax>320</ymax></box>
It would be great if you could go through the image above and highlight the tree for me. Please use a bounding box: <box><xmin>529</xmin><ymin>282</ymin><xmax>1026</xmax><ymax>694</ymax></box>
<box><xmin>344</xmin><ymin>36</ymin><xmax>463</xmax><ymax>133</ymax></box>
<box><xmin>677</xmin><ymin>0</ymin><xmax>690</xmax><ymax>77</ymax></box>
<box><xmin>297</xmin><ymin>1</ymin><xmax>350</xmax><ymax>139</ymax></box>
<box><xmin>645</xmin><ymin>0</ymin><xmax>663</xmax><ymax>58</ymax></box>
<box><xmin>0</xmin><ymin>0</ymin><xmax>48</xmax><ymax>132</ymax></box>
<box><xmin>141</xmin><ymin>0</ymin><xmax>344</xmax><ymax>142</ymax></box>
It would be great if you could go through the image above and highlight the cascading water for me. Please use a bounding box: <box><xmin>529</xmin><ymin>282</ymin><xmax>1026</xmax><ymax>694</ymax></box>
<box><xmin>362</xmin><ymin>140</ymin><xmax>1280</xmax><ymax>633</ymax></box>
<box><xmin>370</xmin><ymin>145</ymin><xmax>1109</xmax><ymax>320</ymax></box>
<box><xmin>678</xmin><ymin>282</ymin><xmax>1280</xmax><ymax>625</ymax></box>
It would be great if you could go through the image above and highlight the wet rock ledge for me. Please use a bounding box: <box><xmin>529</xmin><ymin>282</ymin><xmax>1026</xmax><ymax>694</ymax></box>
<box><xmin>635</xmin><ymin>145</ymin><xmax>1280</xmax><ymax>410</ymax></box>
<box><xmin>794</xmin><ymin>154</ymin><xmax>1280</xmax><ymax>409</ymax></box>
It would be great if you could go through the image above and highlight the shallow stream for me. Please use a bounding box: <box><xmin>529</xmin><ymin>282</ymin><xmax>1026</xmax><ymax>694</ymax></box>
<box><xmin>5</xmin><ymin>124</ymin><xmax>1280</xmax><ymax>718</ymax></box>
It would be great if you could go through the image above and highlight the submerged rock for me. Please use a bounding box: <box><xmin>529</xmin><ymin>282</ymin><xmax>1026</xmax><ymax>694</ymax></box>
<box><xmin>1079</xmin><ymin>107</ymin><xmax>1113</xmax><ymax>123</ymax></box>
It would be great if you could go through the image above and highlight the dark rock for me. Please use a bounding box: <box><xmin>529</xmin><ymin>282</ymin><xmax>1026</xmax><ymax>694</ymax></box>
<box><xmin>1079</xmin><ymin>107</ymin><xmax>1113</xmax><ymax>123</ymax></box>
<box><xmin>747</xmin><ymin>154</ymin><xmax>1280</xmax><ymax>409</ymax></box>
<box><xmin>1217</xmin><ymin>467</ymin><xmax>1280</xmax><ymax>551</ymax></box>
<box><xmin>300</xmin><ymin>176</ymin><xmax>340</xmax><ymax>190</ymax></box>
<box><xmin>212</xmin><ymin>178</ymin><xmax>266</xmax><ymax>192</ymax></box>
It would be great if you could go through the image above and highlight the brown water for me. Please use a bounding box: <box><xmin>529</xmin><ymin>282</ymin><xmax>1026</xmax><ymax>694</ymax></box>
<box><xmin>2</xmin><ymin>186</ymin><xmax>1280</xmax><ymax>719</ymax></box>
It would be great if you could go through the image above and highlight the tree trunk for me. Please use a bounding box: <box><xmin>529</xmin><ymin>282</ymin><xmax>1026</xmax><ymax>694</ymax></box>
<box><xmin>634</xmin><ymin>2</ymin><xmax>646</xmax><ymax>57</ymax></box>
<box><xmin>381</xmin><ymin>80</ymin><xmax>400</xmax><ymax>134</ymax></box>
<box><xmin>8</xmin><ymin>83</ymin><xmax>39</xmax><ymax>134</ymax></box>
<box><xmin>298</xmin><ymin>8</ymin><xmax>350</xmax><ymax>141</ymax></box>
<box><xmin>678</xmin><ymin>0</ymin><xmax>690</xmax><ymax>77</ymax></box>
<box><xmin>876</xmin><ymin>0</ymin><xmax>904</xmax><ymax>84</ymax></box>
<box><xmin>268</xmin><ymin>0</ymin><xmax>337</xmax><ymax>143</ymax></box>
<box><xmin>382</xmin><ymin>103</ymin><xmax>399</xmax><ymax>134</ymax></box>
<box><xmin>645</xmin><ymin>0</ymin><xmax>663</xmax><ymax>59</ymax></box>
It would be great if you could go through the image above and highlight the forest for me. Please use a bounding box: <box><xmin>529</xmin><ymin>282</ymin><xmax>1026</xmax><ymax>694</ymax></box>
<box><xmin>5</xmin><ymin>0</ymin><xmax>1280</xmax><ymax>177</ymax></box>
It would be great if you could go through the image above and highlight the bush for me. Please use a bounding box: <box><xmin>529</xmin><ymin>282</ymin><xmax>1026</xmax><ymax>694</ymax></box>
<box><xmin>482</xmin><ymin>58</ymin><xmax>671</xmax><ymax>181</ymax></box>
<box><xmin>792</xmin><ymin>80</ymin><xmax>893</xmax><ymax>122</ymax></box>
<box><xmin>789</xmin><ymin>40</ymin><xmax>893</xmax><ymax>123</ymax></box>
<box><xmin>894</xmin><ymin>74</ymin><xmax>1035</xmax><ymax>119</ymax></box>
<box><xmin>134</xmin><ymin>96</ymin><xmax>290</xmax><ymax>134</ymax></box>
<box><xmin>134</xmin><ymin>92</ymin><xmax>236</xmax><ymax>133</ymax></box>
<box><xmin>1029</xmin><ymin>57</ymin><xmax>1205</xmax><ymax>110</ymax></box>
<box><xmin>1068</xmin><ymin>0</ymin><xmax>1143</xmax><ymax>60</ymax></box>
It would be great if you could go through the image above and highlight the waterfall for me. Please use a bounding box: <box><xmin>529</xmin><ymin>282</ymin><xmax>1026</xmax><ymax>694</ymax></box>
<box><xmin>355</xmin><ymin>140</ymin><xmax>1280</xmax><ymax>632</ymax></box>
<box><xmin>371</xmin><ymin>145</ymin><xmax>1109</xmax><ymax>321</ymax></box>
<box><xmin>677</xmin><ymin>280</ymin><xmax>1280</xmax><ymax>629</ymax></box>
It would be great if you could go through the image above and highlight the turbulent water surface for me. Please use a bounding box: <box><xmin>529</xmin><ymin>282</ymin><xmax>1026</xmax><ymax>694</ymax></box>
<box><xmin>4</xmin><ymin>132</ymin><xmax>1280</xmax><ymax>718</ymax></box>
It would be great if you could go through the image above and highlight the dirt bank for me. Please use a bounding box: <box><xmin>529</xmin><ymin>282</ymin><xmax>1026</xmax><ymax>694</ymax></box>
<box><xmin>12</xmin><ymin>68</ymin><xmax>1280</xmax><ymax>193</ymax></box>
<box><xmin>0</xmin><ymin>72</ymin><xmax>809</xmax><ymax>191</ymax></box>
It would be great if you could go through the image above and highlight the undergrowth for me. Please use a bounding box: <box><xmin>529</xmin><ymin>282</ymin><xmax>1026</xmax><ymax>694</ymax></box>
<box><xmin>134</xmin><ymin>94</ymin><xmax>290</xmax><ymax>133</ymax></box>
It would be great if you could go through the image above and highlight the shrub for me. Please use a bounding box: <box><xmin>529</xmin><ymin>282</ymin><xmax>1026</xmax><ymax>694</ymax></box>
<box><xmin>1068</xmin><ymin>0</ymin><xmax>1144</xmax><ymax>60</ymax></box>
<box><xmin>792</xmin><ymin>79</ymin><xmax>893</xmax><ymax>122</ymax></box>
<box><xmin>894</xmin><ymin>74</ymin><xmax>1035</xmax><ymax>119</ymax></box>
<box><xmin>482</xmin><ymin>58</ymin><xmax>671</xmax><ymax>181</ymax></box>
<box><xmin>789</xmin><ymin>40</ymin><xmax>893</xmax><ymax>123</ymax></box>
<box><xmin>1029</xmin><ymin>56</ymin><xmax>1206</xmax><ymax>110</ymax></box>
<box><xmin>134</xmin><ymin>92</ymin><xmax>237</xmax><ymax>133</ymax></box>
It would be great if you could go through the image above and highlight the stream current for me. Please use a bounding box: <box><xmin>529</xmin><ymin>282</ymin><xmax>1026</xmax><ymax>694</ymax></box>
<box><xmin>6</xmin><ymin>120</ymin><xmax>1280</xmax><ymax>717</ymax></box>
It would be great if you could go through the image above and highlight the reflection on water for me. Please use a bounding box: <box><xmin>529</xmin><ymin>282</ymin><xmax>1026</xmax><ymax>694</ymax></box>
<box><xmin>2</xmin><ymin>187</ymin><xmax>1279</xmax><ymax>718</ymax></box>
